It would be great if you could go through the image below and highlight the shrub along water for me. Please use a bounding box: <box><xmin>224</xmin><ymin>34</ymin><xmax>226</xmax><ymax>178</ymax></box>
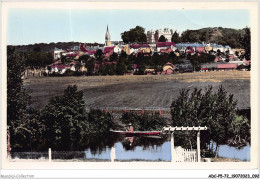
<box><xmin>170</xmin><ymin>85</ymin><xmax>250</xmax><ymax>156</ymax></box>
<box><xmin>120</xmin><ymin>111</ymin><xmax>167</xmax><ymax>131</ymax></box>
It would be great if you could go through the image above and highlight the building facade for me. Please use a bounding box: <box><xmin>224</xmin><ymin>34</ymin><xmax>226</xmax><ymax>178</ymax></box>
<box><xmin>147</xmin><ymin>28</ymin><xmax>174</xmax><ymax>43</ymax></box>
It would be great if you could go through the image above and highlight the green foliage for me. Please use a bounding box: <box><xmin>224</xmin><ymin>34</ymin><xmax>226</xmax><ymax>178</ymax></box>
<box><xmin>170</xmin><ymin>86</ymin><xmax>244</xmax><ymax>154</ymax></box>
<box><xmin>180</xmin><ymin>27</ymin><xmax>245</xmax><ymax>48</ymax></box>
<box><xmin>121</xmin><ymin>26</ymin><xmax>147</xmax><ymax>44</ymax></box>
<box><xmin>75</xmin><ymin>62</ymin><xmax>82</xmax><ymax>71</ymax></box>
<box><xmin>110</xmin><ymin>52</ymin><xmax>118</xmax><ymax>61</ymax></box>
<box><xmin>120</xmin><ymin>112</ymin><xmax>167</xmax><ymax>131</ymax></box>
<box><xmin>22</xmin><ymin>51</ymin><xmax>53</xmax><ymax>69</ymax></box>
<box><xmin>239</xmin><ymin>27</ymin><xmax>251</xmax><ymax>60</ymax></box>
<box><xmin>7</xmin><ymin>46</ymin><xmax>32</xmax><ymax>151</ymax></box>
<box><xmin>78</xmin><ymin>55</ymin><xmax>90</xmax><ymax>63</ymax></box>
<box><xmin>231</xmin><ymin>115</ymin><xmax>250</xmax><ymax>140</ymax></box>
<box><xmin>158</xmin><ymin>35</ymin><xmax>166</xmax><ymax>42</ymax></box>
<box><xmin>99</xmin><ymin>64</ymin><xmax>116</xmax><ymax>76</ymax></box>
<box><xmin>41</xmin><ymin>85</ymin><xmax>88</xmax><ymax>150</ymax></box>
<box><xmin>87</xmin><ymin>109</ymin><xmax>114</xmax><ymax>134</ymax></box>
<box><xmin>116</xmin><ymin>59</ymin><xmax>127</xmax><ymax>75</ymax></box>
<box><xmin>95</xmin><ymin>49</ymin><xmax>103</xmax><ymax>62</ymax></box>
<box><xmin>171</xmin><ymin>31</ymin><xmax>181</xmax><ymax>43</ymax></box>
<box><xmin>85</xmin><ymin>58</ymin><xmax>95</xmax><ymax>75</ymax></box>
<box><xmin>187</xmin><ymin>53</ymin><xmax>215</xmax><ymax>71</ymax></box>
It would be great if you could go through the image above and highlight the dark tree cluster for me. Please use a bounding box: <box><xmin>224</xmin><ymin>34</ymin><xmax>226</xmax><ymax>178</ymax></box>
<box><xmin>170</xmin><ymin>86</ymin><xmax>250</xmax><ymax>156</ymax></box>
<box><xmin>121</xmin><ymin>26</ymin><xmax>147</xmax><ymax>44</ymax></box>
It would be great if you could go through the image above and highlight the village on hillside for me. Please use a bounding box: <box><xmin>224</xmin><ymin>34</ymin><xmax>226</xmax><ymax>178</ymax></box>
<box><xmin>23</xmin><ymin>26</ymin><xmax>250</xmax><ymax>78</ymax></box>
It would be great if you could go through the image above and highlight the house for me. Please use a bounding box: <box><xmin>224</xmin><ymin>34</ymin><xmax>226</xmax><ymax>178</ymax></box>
<box><xmin>145</xmin><ymin>69</ymin><xmax>155</xmax><ymax>75</ymax></box>
<box><xmin>156</xmin><ymin>42</ymin><xmax>176</xmax><ymax>53</ymax></box>
<box><xmin>103</xmin><ymin>46</ymin><xmax>115</xmax><ymax>59</ymax></box>
<box><xmin>160</xmin><ymin>48</ymin><xmax>173</xmax><ymax>54</ymax></box>
<box><xmin>185</xmin><ymin>46</ymin><xmax>195</xmax><ymax>54</ymax></box>
<box><xmin>200</xmin><ymin>63</ymin><xmax>218</xmax><ymax>72</ymax></box>
<box><xmin>161</xmin><ymin>62</ymin><xmax>176</xmax><ymax>74</ymax></box>
<box><xmin>122</xmin><ymin>44</ymin><xmax>131</xmax><ymax>55</ymax></box>
<box><xmin>204</xmin><ymin>44</ymin><xmax>213</xmax><ymax>53</ymax></box>
<box><xmin>233</xmin><ymin>48</ymin><xmax>245</xmax><ymax>56</ymax></box>
<box><xmin>52</xmin><ymin>48</ymin><xmax>65</xmax><ymax>60</ymax></box>
<box><xmin>243</xmin><ymin>59</ymin><xmax>251</xmax><ymax>66</ymax></box>
<box><xmin>217</xmin><ymin>63</ymin><xmax>237</xmax><ymax>71</ymax></box>
<box><xmin>195</xmin><ymin>46</ymin><xmax>205</xmax><ymax>53</ymax></box>
<box><xmin>129</xmin><ymin>44</ymin><xmax>151</xmax><ymax>54</ymax></box>
<box><xmin>80</xmin><ymin>43</ymin><xmax>87</xmax><ymax>53</ymax></box>
<box><xmin>49</xmin><ymin>65</ymin><xmax>74</xmax><ymax>74</ymax></box>
<box><xmin>113</xmin><ymin>45</ymin><xmax>122</xmax><ymax>54</ymax></box>
<box><xmin>87</xmin><ymin>50</ymin><xmax>96</xmax><ymax>58</ymax></box>
<box><xmin>214</xmin><ymin>56</ymin><xmax>225</xmax><ymax>62</ymax></box>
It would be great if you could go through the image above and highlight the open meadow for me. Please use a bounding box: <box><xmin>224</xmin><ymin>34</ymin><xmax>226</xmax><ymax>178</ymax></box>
<box><xmin>24</xmin><ymin>71</ymin><xmax>250</xmax><ymax>110</ymax></box>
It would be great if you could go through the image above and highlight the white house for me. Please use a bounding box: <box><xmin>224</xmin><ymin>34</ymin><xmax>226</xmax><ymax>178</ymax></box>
<box><xmin>53</xmin><ymin>48</ymin><xmax>65</xmax><ymax>60</ymax></box>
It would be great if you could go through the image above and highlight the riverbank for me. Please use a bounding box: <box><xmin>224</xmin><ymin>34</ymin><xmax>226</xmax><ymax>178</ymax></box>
<box><xmin>8</xmin><ymin>157</ymin><xmax>244</xmax><ymax>162</ymax></box>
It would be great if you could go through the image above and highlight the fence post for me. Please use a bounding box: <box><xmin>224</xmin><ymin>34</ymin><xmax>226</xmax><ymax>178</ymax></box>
<box><xmin>48</xmin><ymin>148</ymin><xmax>52</xmax><ymax>162</ymax></box>
<box><xmin>111</xmin><ymin>145</ymin><xmax>115</xmax><ymax>162</ymax></box>
<box><xmin>171</xmin><ymin>132</ymin><xmax>175</xmax><ymax>162</ymax></box>
<box><xmin>197</xmin><ymin>131</ymin><xmax>201</xmax><ymax>162</ymax></box>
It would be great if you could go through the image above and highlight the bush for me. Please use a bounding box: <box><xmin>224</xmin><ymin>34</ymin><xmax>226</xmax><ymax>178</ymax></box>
<box><xmin>120</xmin><ymin>112</ymin><xmax>167</xmax><ymax>131</ymax></box>
<box><xmin>87</xmin><ymin>109</ymin><xmax>114</xmax><ymax>134</ymax></box>
<box><xmin>63</xmin><ymin>69</ymin><xmax>74</xmax><ymax>76</ymax></box>
<box><xmin>170</xmin><ymin>85</ymin><xmax>246</xmax><ymax>154</ymax></box>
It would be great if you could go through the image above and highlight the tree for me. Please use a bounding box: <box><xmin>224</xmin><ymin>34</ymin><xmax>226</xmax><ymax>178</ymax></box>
<box><xmin>24</xmin><ymin>51</ymin><xmax>53</xmax><ymax>69</ymax></box>
<box><xmin>158</xmin><ymin>35</ymin><xmax>166</xmax><ymax>42</ymax></box>
<box><xmin>75</xmin><ymin>62</ymin><xmax>82</xmax><ymax>71</ymax></box>
<box><xmin>116</xmin><ymin>60</ymin><xmax>127</xmax><ymax>75</ymax></box>
<box><xmin>86</xmin><ymin>58</ymin><xmax>95</xmax><ymax>75</ymax></box>
<box><xmin>121</xmin><ymin>112</ymin><xmax>167</xmax><ymax>131</ymax></box>
<box><xmin>7</xmin><ymin>46</ymin><xmax>32</xmax><ymax>151</ymax></box>
<box><xmin>110</xmin><ymin>52</ymin><xmax>118</xmax><ymax>61</ymax></box>
<box><xmin>239</xmin><ymin>27</ymin><xmax>251</xmax><ymax>60</ymax></box>
<box><xmin>78</xmin><ymin>54</ymin><xmax>90</xmax><ymax>63</ymax></box>
<box><xmin>171</xmin><ymin>31</ymin><xmax>180</xmax><ymax>43</ymax></box>
<box><xmin>33</xmin><ymin>46</ymin><xmax>41</xmax><ymax>52</ymax></box>
<box><xmin>170</xmin><ymin>86</ymin><xmax>239</xmax><ymax>155</ymax></box>
<box><xmin>41</xmin><ymin>85</ymin><xmax>88</xmax><ymax>150</ymax></box>
<box><xmin>95</xmin><ymin>49</ymin><xmax>103</xmax><ymax>60</ymax></box>
<box><xmin>121</xmin><ymin>26</ymin><xmax>147</xmax><ymax>44</ymax></box>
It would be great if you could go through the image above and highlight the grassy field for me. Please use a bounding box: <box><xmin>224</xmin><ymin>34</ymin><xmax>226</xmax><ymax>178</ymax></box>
<box><xmin>24</xmin><ymin>71</ymin><xmax>250</xmax><ymax>109</ymax></box>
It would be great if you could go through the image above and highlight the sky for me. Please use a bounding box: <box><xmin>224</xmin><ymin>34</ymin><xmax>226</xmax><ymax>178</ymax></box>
<box><xmin>7</xmin><ymin>9</ymin><xmax>250</xmax><ymax>45</ymax></box>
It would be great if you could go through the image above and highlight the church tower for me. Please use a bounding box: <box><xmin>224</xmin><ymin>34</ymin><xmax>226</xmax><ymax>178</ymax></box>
<box><xmin>105</xmin><ymin>25</ymin><xmax>111</xmax><ymax>46</ymax></box>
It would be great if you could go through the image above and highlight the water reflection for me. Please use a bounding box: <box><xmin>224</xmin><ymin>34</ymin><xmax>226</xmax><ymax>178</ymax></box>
<box><xmin>10</xmin><ymin>133</ymin><xmax>250</xmax><ymax>162</ymax></box>
<box><xmin>211</xmin><ymin>142</ymin><xmax>250</xmax><ymax>161</ymax></box>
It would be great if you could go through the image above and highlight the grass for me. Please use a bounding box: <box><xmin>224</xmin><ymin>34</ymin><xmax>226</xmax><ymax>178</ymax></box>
<box><xmin>24</xmin><ymin>71</ymin><xmax>250</xmax><ymax>109</ymax></box>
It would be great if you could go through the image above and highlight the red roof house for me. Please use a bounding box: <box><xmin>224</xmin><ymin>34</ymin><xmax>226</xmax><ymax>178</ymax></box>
<box><xmin>87</xmin><ymin>50</ymin><xmax>96</xmax><ymax>55</ymax></box>
<box><xmin>80</xmin><ymin>44</ymin><xmax>87</xmax><ymax>53</ymax></box>
<box><xmin>156</xmin><ymin>42</ymin><xmax>176</xmax><ymax>48</ymax></box>
<box><xmin>217</xmin><ymin>64</ymin><xmax>237</xmax><ymax>70</ymax></box>
<box><xmin>196</xmin><ymin>46</ymin><xmax>205</xmax><ymax>53</ymax></box>
<box><xmin>103</xmin><ymin>46</ymin><xmax>115</xmax><ymax>54</ymax></box>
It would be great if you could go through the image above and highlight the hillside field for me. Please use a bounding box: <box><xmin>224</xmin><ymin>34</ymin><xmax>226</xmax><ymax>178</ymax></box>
<box><xmin>24</xmin><ymin>71</ymin><xmax>250</xmax><ymax>110</ymax></box>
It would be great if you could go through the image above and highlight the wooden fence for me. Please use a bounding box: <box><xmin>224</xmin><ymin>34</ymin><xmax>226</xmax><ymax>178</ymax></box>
<box><xmin>173</xmin><ymin>147</ymin><xmax>197</xmax><ymax>162</ymax></box>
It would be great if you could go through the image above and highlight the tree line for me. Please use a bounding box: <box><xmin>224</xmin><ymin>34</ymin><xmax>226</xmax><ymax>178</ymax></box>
<box><xmin>121</xmin><ymin>26</ymin><xmax>250</xmax><ymax>49</ymax></box>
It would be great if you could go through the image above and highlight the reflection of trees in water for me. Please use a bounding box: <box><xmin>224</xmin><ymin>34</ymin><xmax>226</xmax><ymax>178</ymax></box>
<box><xmin>79</xmin><ymin>133</ymin><xmax>122</xmax><ymax>155</ymax></box>
<box><xmin>121</xmin><ymin>135</ymin><xmax>169</xmax><ymax>151</ymax></box>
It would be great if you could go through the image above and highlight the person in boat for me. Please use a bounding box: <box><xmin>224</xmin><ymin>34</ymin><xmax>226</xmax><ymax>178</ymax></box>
<box><xmin>126</xmin><ymin>123</ymin><xmax>134</xmax><ymax>133</ymax></box>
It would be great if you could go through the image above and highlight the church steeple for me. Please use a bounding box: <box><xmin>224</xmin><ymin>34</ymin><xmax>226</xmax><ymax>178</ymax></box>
<box><xmin>105</xmin><ymin>25</ymin><xmax>111</xmax><ymax>46</ymax></box>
